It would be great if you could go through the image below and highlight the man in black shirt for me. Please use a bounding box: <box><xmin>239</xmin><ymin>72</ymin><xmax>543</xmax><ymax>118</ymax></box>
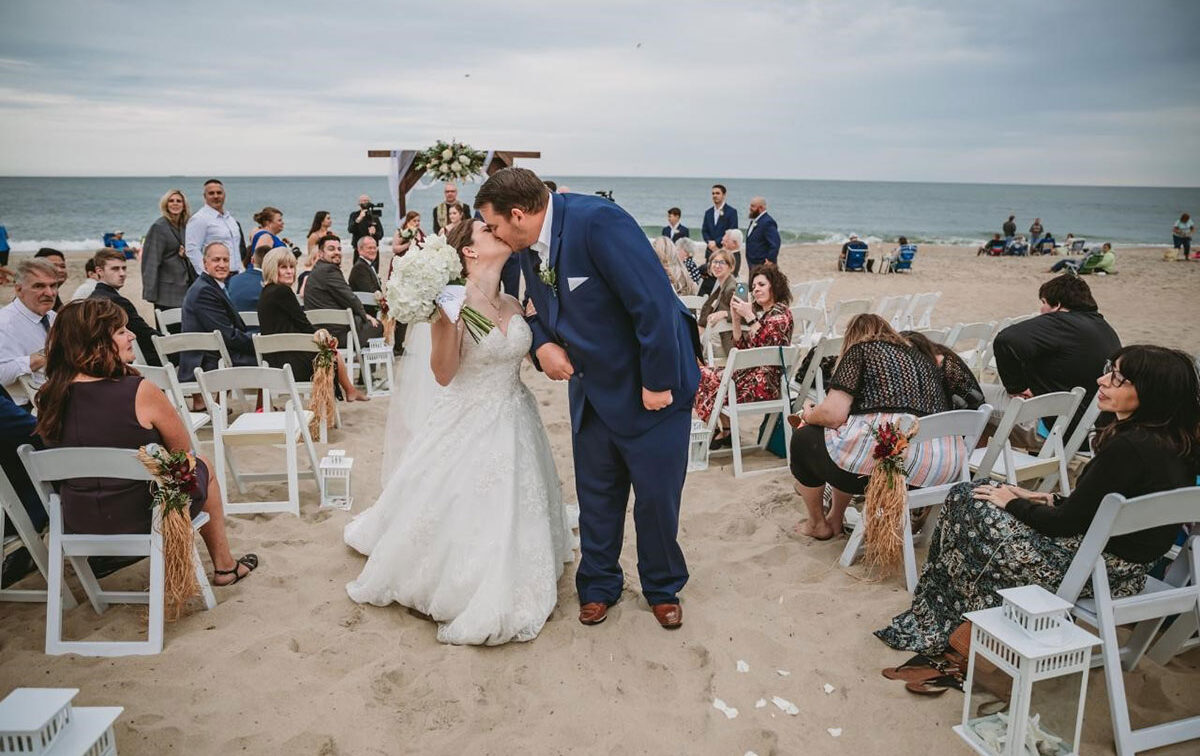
<box><xmin>88</xmin><ymin>250</ymin><xmax>162</xmax><ymax>365</ymax></box>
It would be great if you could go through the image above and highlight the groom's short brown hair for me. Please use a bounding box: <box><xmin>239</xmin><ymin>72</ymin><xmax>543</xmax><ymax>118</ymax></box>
<box><xmin>473</xmin><ymin>167</ymin><xmax>549</xmax><ymax>216</ymax></box>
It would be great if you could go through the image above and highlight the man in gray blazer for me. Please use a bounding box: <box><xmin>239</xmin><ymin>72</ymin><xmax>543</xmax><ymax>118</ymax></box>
<box><xmin>303</xmin><ymin>234</ymin><xmax>382</xmax><ymax>349</ymax></box>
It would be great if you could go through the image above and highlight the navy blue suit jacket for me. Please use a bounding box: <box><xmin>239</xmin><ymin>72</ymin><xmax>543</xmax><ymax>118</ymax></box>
<box><xmin>701</xmin><ymin>205</ymin><xmax>738</xmax><ymax>256</ymax></box>
<box><xmin>522</xmin><ymin>193</ymin><xmax>700</xmax><ymax>437</ymax></box>
<box><xmin>179</xmin><ymin>273</ymin><xmax>256</xmax><ymax>379</ymax></box>
<box><xmin>745</xmin><ymin>212</ymin><xmax>781</xmax><ymax>266</ymax></box>
<box><xmin>661</xmin><ymin>224</ymin><xmax>690</xmax><ymax>243</ymax></box>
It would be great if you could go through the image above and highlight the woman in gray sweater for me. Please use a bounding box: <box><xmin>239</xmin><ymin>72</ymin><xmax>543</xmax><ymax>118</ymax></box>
<box><xmin>140</xmin><ymin>189</ymin><xmax>195</xmax><ymax>310</ymax></box>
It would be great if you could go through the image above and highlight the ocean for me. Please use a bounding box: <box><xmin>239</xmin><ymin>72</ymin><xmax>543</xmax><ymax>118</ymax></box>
<box><xmin>0</xmin><ymin>175</ymin><xmax>1196</xmax><ymax>253</ymax></box>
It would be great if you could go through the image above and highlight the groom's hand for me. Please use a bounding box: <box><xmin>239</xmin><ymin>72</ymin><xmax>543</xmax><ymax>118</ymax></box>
<box><xmin>643</xmin><ymin>387</ymin><xmax>673</xmax><ymax>411</ymax></box>
<box><xmin>536</xmin><ymin>343</ymin><xmax>574</xmax><ymax>380</ymax></box>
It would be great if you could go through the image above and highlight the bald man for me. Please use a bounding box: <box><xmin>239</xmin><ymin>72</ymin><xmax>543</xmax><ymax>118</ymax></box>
<box><xmin>745</xmin><ymin>197</ymin><xmax>781</xmax><ymax>267</ymax></box>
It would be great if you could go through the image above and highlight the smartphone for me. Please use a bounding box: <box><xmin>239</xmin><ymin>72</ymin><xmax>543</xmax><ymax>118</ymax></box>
<box><xmin>734</xmin><ymin>282</ymin><xmax>749</xmax><ymax>301</ymax></box>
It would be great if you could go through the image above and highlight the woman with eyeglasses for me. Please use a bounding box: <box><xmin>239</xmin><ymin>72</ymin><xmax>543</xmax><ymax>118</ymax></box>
<box><xmin>877</xmin><ymin>344</ymin><xmax>1200</xmax><ymax>654</ymax></box>
<box><xmin>696</xmin><ymin>249</ymin><xmax>738</xmax><ymax>358</ymax></box>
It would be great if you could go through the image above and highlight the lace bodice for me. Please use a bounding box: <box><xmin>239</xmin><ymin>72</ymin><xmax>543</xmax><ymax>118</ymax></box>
<box><xmin>440</xmin><ymin>314</ymin><xmax>532</xmax><ymax>398</ymax></box>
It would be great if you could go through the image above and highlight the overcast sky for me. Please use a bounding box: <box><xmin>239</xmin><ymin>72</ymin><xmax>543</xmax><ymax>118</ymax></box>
<box><xmin>1</xmin><ymin>0</ymin><xmax>1197</xmax><ymax>185</ymax></box>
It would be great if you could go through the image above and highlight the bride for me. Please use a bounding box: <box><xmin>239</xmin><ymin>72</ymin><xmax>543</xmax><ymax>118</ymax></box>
<box><xmin>344</xmin><ymin>219</ymin><xmax>575</xmax><ymax>645</ymax></box>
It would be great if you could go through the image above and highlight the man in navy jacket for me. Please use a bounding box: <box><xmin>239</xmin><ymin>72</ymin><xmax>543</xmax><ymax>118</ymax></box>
<box><xmin>745</xmin><ymin>197</ymin><xmax>781</xmax><ymax>267</ymax></box>
<box><xmin>661</xmin><ymin>207</ymin><xmax>690</xmax><ymax>242</ymax></box>
<box><xmin>701</xmin><ymin>184</ymin><xmax>738</xmax><ymax>260</ymax></box>
<box><xmin>179</xmin><ymin>241</ymin><xmax>257</xmax><ymax>381</ymax></box>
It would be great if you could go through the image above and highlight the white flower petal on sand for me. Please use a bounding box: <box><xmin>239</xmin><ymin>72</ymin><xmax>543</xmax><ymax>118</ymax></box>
<box><xmin>823</xmin><ymin>683</ymin><xmax>836</xmax><ymax>694</ymax></box>
<box><xmin>712</xmin><ymin>698</ymin><xmax>738</xmax><ymax>719</ymax></box>
<box><xmin>771</xmin><ymin>696</ymin><xmax>799</xmax><ymax>716</ymax></box>
<box><xmin>755</xmin><ymin>699</ymin><xmax>767</xmax><ymax>709</ymax></box>
<box><xmin>736</xmin><ymin>660</ymin><xmax>749</xmax><ymax>673</ymax></box>
<box><xmin>745</xmin><ymin>752</ymin><xmax>760</xmax><ymax>756</ymax></box>
<box><xmin>777</xmin><ymin>669</ymin><xmax>791</xmax><ymax>677</ymax></box>
<box><xmin>828</xmin><ymin>728</ymin><xmax>843</xmax><ymax>737</ymax></box>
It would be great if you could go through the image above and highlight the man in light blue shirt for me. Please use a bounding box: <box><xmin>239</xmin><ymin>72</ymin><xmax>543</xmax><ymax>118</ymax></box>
<box><xmin>0</xmin><ymin>260</ymin><xmax>60</xmax><ymax>404</ymax></box>
<box><xmin>185</xmin><ymin>178</ymin><xmax>246</xmax><ymax>275</ymax></box>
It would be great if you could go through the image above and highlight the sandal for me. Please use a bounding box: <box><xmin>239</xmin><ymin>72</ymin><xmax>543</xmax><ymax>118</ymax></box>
<box><xmin>905</xmin><ymin>674</ymin><xmax>964</xmax><ymax>696</ymax></box>
<box><xmin>214</xmin><ymin>554</ymin><xmax>258</xmax><ymax>586</ymax></box>
<box><xmin>882</xmin><ymin>654</ymin><xmax>946</xmax><ymax>681</ymax></box>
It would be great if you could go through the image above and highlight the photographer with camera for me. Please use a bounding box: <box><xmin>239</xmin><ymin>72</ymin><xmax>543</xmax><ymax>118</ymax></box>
<box><xmin>348</xmin><ymin>194</ymin><xmax>384</xmax><ymax>268</ymax></box>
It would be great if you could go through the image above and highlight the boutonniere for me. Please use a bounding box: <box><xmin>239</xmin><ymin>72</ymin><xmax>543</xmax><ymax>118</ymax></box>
<box><xmin>538</xmin><ymin>259</ymin><xmax>557</xmax><ymax>293</ymax></box>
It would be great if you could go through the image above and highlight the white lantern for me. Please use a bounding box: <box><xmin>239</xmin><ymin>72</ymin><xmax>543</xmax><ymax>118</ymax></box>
<box><xmin>319</xmin><ymin>450</ymin><xmax>354</xmax><ymax>510</ymax></box>
<box><xmin>0</xmin><ymin>687</ymin><xmax>122</xmax><ymax>756</ymax></box>
<box><xmin>361</xmin><ymin>340</ymin><xmax>394</xmax><ymax>397</ymax></box>
<box><xmin>954</xmin><ymin>585</ymin><xmax>1100</xmax><ymax>756</ymax></box>
<box><xmin>687</xmin><ymin>419</ymin><xmax>711</xmax><ymax>472</ymax></box>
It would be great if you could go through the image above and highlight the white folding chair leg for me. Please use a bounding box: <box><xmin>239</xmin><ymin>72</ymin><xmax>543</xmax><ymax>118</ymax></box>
<box><xmin>1090</xmin><ymin>563</ymin><xmax>1138</xmax><ymax>756</ymax></box>
<box><xmin>192</xmin><ymin>540</ymin><xmax>216</xmax><ymax>611</ymax></box>
<box><xmin>0</xmin><ymin>501</ymin><xmax>78</xmax><ymax>608</ymax></box>
<box><xmin>839</xmin><ymin>519</ymin><xmax>865</xmax><ymax>568</ymax></box>
<box><xmin>729</xmin><ymin>406</ymin><xmax>743</xmax><ymax>478</ymax></box>
<box><xmin>902</xmin><ymin>509</ymin><xmax>919</xmax><ymax>593</ymax></box>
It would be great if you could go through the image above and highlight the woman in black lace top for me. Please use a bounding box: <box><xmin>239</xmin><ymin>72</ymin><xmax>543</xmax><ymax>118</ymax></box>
<box><xmin>791</xmin><ymin>314</ymin><xmax>949</xmax><ymax>540</ymax></box>
<box><xmin>903</xmin><ymin>330</ymin><xmax>984</xmax><ymax>409</ymax></box>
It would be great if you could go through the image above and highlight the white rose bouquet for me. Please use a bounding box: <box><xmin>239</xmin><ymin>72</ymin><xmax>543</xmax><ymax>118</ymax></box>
<box><xmin>384</xmin><ymin>234</ymin><xmax>495</xmax><ymax>341</ymax></box>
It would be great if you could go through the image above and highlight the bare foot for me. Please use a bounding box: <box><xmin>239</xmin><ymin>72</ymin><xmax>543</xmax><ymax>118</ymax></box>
<box><xmin>826</xmin><ymin>513</ymin><xmax>845</xmax><ymax>535</ymax></box>
<box><xmin>347</xmin><ymin>390</ymin><xmax>370</xmax><ymax>402</ymax></box>
<box><xmin>795</xmin><ymin>519</ymin><xmax>835</xmax><ymax>541</ymax></box>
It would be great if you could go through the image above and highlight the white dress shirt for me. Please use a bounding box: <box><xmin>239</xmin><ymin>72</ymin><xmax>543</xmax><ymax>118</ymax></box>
<box><xmin>185</xmin><ymin>204</ymin><xmax>245</xmax><ymax>274</ymax></box>
<box><xmin>531</xmin><ymin>192</ymin><xmax>554</xmax><ymax>258</ymax></box>
<box><xmin>70</xmin><ymin>279</ymin><xmax>98</xmax><ymax>301</ymax></box>
<box><xmin>0</xmin><ymin>299</ymin><xmax>55</xmax><ymax>401</ymax></box>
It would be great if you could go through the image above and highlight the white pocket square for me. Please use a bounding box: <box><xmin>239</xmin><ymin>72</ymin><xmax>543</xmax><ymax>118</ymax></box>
<box><xmin>567</xmin><ymin>276</ymin><xmax>589</xmax><ymax>291</ymax></box>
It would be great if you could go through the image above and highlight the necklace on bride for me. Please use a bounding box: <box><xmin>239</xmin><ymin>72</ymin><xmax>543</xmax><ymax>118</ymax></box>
<box><xmin>468</xmin><ymin>277</ymin><xmax>503</xmax><ymax>315</ymax></box>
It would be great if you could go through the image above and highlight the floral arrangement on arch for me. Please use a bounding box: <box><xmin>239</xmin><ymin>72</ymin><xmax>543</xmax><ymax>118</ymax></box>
<box><xmin>863</xmin><ymin>418</ymin><xmax>919</xmax><ymax>575</ymax></box>
<box><xmin>415</xmin><ymin>140</ymin><xmax>487</xmax><ymax>182</ymax></box>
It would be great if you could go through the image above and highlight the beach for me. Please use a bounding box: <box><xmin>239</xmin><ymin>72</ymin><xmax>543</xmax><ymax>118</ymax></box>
<box><xmin>1</xmin><ymin>243</ymin><xmax>1197</xmax><ymax>755</ymax></box>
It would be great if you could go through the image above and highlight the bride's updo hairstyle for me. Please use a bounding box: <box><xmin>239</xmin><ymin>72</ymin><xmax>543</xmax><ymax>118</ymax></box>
<box><xmin>444</xmin><ymin>219</ymin><xmax>475</xmax><ymax>274</ymax></box>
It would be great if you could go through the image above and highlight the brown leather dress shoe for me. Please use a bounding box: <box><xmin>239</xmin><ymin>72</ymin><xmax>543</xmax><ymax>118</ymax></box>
<box><xmin>651</xmin><ymin>603</ymin><xmax>683</xmax><ymax>629</ymax></box>
<box><xmin>579</xmin><ymin>602</ymin><xmax>609</xmax><ymax>625</ymax></box>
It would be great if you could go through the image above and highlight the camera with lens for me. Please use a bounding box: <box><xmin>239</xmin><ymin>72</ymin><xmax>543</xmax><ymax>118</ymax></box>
<box><xmin>360</xmin><ymin>201</ymin><xmax>384</xmax><ymax>217</ymax></box>
<box><xmin>594</xmin><ymin>190</ymin><xmax>614</xmax><ymax>202</ymax></box>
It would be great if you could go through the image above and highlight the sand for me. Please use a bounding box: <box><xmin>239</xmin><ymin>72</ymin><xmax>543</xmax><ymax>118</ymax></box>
<box><xmin>1</xmin><ymin>244</ymin><xmax>1197</xmax><ymax>755</ymax></box>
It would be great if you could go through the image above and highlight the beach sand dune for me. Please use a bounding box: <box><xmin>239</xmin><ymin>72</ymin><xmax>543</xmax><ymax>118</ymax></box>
<box><xmin>1</xmin><ymin>245</ymin><xmax>1196</xmax><ymax>755</ymax></box>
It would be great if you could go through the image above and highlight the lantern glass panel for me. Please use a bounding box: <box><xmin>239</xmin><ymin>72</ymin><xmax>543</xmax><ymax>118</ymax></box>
<box><xmin>964</xmin><ymin>661</ymin><xmax>1015</xmax><ymax>753</ymax></box>
<box><xmin>1025</xmin><ymin>672</ymin><xmax>1082</xmax><ymax>755</ymax></box>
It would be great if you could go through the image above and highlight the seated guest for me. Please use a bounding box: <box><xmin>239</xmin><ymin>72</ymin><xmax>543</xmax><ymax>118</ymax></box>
<box><xmin>838</xmin><ymin>234</ymin><xmax>870</xmax><ymax>271</ymax></box>
<box><xmin>695</xmin><ymin>265</ymin><xmax>794</xmax><ymax>448</ymax></box>
<box><xmin>977</xmin><ymin>233</ymin><xmax>1006</xmax><ymax>256</ymax></box>
<box><xmin>791</xmin><ymin>314</ymin><xmax>953</xmax><ymax>541</ymax></box>
<box><xmin>721</xmin><ymin>228</ymin><xmax>745</xmax><ymax>280</ymax></box>
<box><xmin>303</xmin><ymin>234</ymin><xmax>382</xmax><ymax>349</ymax></box>
<box><xmin>880</xmin><ymin>236</ymin><xmax>911</xmax><ymax>272</ymax></box>
<box><xmin>179</xmin><ymin>242</ymin><xmax>257</xmax><ymax>380</ymax></box>
<box><xmin>986</xmin><ymin>274</ymin><xmax>1120</xmax><ymax>440</ymax></box>
<box><xmin>1050</xmin><ymin>242</ymin><xmax>1115</xmax><ymax>275</ymax></box>
<box><xmin>696</xmin><ymin>249</ymin><xmax>738</xmax><ymax>358</ymax></box>
<box><xmin>88</xmin><ymin>250</ymin><xmax>161</xmax><ymax>366</ymax></box>
<box><xmin>662</xmin><ymin>207</ymin><xmax>689</xmax><ymax>242</ymax></box>
<box><xmin>34</xmin><ymin>248</ymin><xmax>67</xmax><ymax>311</ymax></box>
<box><xmin>652</xmin><ymin>236</ymin><xmax>697</xmax><ymax>296</ymax></box>
<box><xmin>108</xmin><ymin>230</ymin><xmax>138</xmax><ymax>259</ymax></box>
<box><xmin>1005</xmin><ymin>234</ymin><xmax>1029</xmax><ymax>256</ymax></box>
<box><xmin>257</xmin><ymin>249</ymin><xmax>367</xmax><ymax>401</ymax></box>
<box><xmin>1033</xmin><ymin>231</ymin><xmax>1057</xmax><ymax>255</ymax></box>
<box><xmin>902</xmin><ymin>331</ymin><xmax>984</xmax><ymax>409</ymax></box>
<box><xmin>0</xmin><ymin>385</ymin><xmax>44</xmax><ymax>588</ymax></box>
<box><xmin>348</xmin><ymin>236</ymin><xmax>384</xmax><ymax>316</ymax></box>
<box><xmin>675</xmin><ymin>238</ymin><xmax>705</xmax><ymax>288</ymax></box>
<box><xmin>35</xmin><ymin>299</ymin><xmax>257</xmax><ymax>584</ymax></box>
<box><xmin>878</xmin><ymin>345</ymin><xmax>1200</xmax><ymax>654</ymax></box>
<box><xmin>226</xmin><ymin>244</ymin><xmax>265</xmax><ymax>312</ymax></box>
<box><xmin>69</xmin><ymin>258</ymin><xmax>99</xmax><ymax>301</ymax></box>
<box><xmin>0</xmin><ymin>260</ymin><xmax>60</xmax><ymax>404</ymax></box>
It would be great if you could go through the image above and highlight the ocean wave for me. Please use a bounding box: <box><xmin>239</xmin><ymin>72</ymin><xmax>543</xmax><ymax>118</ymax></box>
<box><xmin>7</xmin><ymin>238</ymin><xmax>106</xmax><ymax>253</ymax></box>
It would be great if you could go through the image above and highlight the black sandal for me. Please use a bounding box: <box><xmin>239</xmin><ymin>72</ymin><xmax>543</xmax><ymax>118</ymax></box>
<box><xmin>214</xmin><ymin>554</ymin><xmax>258</xmax><ymax>586</ymax></box>
<box><xmin>905</xmin><ymin>674</ymin><xmax>964</xmax><ymax>696</ymax></box>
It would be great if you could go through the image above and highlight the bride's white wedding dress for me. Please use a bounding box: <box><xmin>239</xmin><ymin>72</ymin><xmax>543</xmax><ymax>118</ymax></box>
<box><xmin>343</xmin><ymin>314</ymin><xmax>575</xmax><ymax>645</ymax></box>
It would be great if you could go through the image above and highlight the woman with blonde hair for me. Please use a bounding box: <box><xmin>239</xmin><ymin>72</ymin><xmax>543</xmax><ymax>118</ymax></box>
<box><xmin>652</xmin><ymin>236</ymin><xmax>696</xmax><ymax>296</ymax></box>
<box><xmin>696</xmin><ymin>248</ymin><xmax>738</xmax><ymax>358</ymax></box>
<box><xmin>140</xmin><ymin>188</ymin><xmax>194</xmax><ymax>309</ymax></box>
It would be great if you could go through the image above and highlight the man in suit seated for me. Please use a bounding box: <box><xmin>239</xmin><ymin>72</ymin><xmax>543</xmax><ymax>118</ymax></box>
<box><xmin>348</xmin><ymin>236</ymin><xmax>383</xmax><ymax>317</ymax></box>
<box><xmin>744</xmin><ymin>197</ymin><xmax>781</xmax><ymax>267</ymax></box>
<box><xmin>303</xmin><ymin>234</ymin><xmax>382</xmax><ymax>351</ymax></box>
<box><xmin>88</xmin><ymin>250</ymin><xmax>161</xmax><ymax>365</ymax></box>
<box><xmin>179</xmin><ymin>241</ymin><xmax>257</xmax><ymax>381</ymax></box>
<box><xmin>662</xmin><ymin>207</ymin><xmax>690</xmax><ymax>242</ymax></box>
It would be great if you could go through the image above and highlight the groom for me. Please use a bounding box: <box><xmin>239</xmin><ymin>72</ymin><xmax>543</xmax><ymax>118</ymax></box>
<box><xmin>476</xmin><ymin>168</ymin><xmax>700</xmax><ymax>630</ymax></box>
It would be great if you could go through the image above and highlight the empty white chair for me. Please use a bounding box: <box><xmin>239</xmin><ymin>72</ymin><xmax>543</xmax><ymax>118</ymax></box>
<box><xmin>825</xmin><ymin>298</ymin><xmax>873</xmax><ymax>336</ymax></box>
<box><xmin>789</xmin><ymin>305</ymin><xmax>827</xmax><ymax>350</ymax></box>
<box><xmin>17</xmin><ymin>445</ymin><xmax>216</xmax><ymax>656</ymax></box>
<box><xmin>788</xmin><ymin>280</ymin><xmax>816</xmax><ymax>307</ymax></box>
<box><xmin>977</xmin><ymin>312</ymin><xmax>1038</xmax><ymax>378</ymax></box>
<box><xmin>901</xmin><ymin>291</ymin><xmax>940</xmax><ymax>329</ymax></box>
<box><xmin>155</xmin><ymin>307</ymin><xmax>182</xmax><ymax>335</ymax></box>
<box><xmin>1056</xmin><ymin>487</ymin><xmax>1200</xmax><ymax>755</ymax></box>
<box><xmin>152</xmin><ymin>330</ymin><xmax>232</xmax><ymax>399</ymax></box>
<box><xmin>0</xmin><ymin>465</ymin><xmax>77</xmax><ymax>607</ymax></box>
<box><xmin>839</xmin><ymin>405</ymin><xmax>992</xmax><ymax>592</ymax></box>
<box><xmin>251</xmin><ymin>332</ymin><xmax>340</xmax><ymax>440</ymax></box>
<box><xmin>791</xmin><ymin>335</ymin><xmax>844</xmax><ymax>404</ymax></box>
<box><xmin>305</xmin><ymin>308</ymin><xmax>362</xmax><ymax>385</ymax></box>
<box><xmin>872</xmin><ymin>294</ymin><xmax>912</xmax><ymax>329</ymax></box>
<box><xmin>1041</xmin><ymin>391</ymin><xmax>1103</xmax><ymax>492</ymax></box>
<box><xmin>195</xmin><ymin>364</ymin><xmax>320</xmax><ymax>516</ymax></box>
<box><xmin>807</xmin><ymin>278</ymin><xmax>834</xmax><ymax>310</ymax></box>
<box><xmin>707</xmin><ymin>345</ymin><xmax>802</xmax><ymax>478</ymax></box>
<box><xmin>945</xmin><ymin>321</ymin><xmax>999</xmax><ymax>376</ymax></box>
<box><xmin>970</xmin><ymin>388</ymin><xmax>1085</xmax><ymax>494</ymax></box>
<box><xmin>132</xmin><ymin>363</ymin><xmax>210</xmax><ymax>454</ymax></box>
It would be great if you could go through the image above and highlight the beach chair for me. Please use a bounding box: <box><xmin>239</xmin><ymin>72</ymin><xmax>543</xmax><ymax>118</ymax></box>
<box><xmin>969</xmin><ymin>387</ymin><xmax>1085</xmax><ymax>494</ymax></box>
<box><xmin>132</xmin><ymin>363</ymin><xmax>210</xmax><ymax>454</ymax></box>
<box><xmin>0</xmin><ymin>465</ymin><xmax>77</xmax><ymax>608</ymax></box>
<box><xmin>1077</xmin><ymin>249</ymin><xmax>1109</xmax><ymax>275</ymax></box>
<box><xmin>151</xmin><ymin>330</ymin><xmax>232</xmax><ymax>400</ymax></box>
<box><xmin>839</xmin><ymin>242</ymin><xmax>868</xmax><ymax>272</ymax></box>
<box><xmin>18</xmin><ymin>445</ymin><xmax>216</xmax><ymax>656</ymax></box>
<box><xmin>882</xmin><ymin>244</ymin><xmax>917</xmax><ymax>274</ymax></box>
<box><xmin>101</xmin><ymin>233</ymin><xmax>117</xmax><ymax>249</ymax></box>
<box><xmin>1067</xmin><ymin>238</ymin><xmax>1088</xmax><ymax>255</ymax></box>
<box><xmin>1055</xmin><ymin>487</ymin><xmax>1200</xmax><ymax>755</ymax></box>
<box><xmin>155</xmin><ymin>307</ymin><xmax>182</xmax><ymax>335</ymax></box>
<box><xmin>195</xmin><ymin>364</ymin><xmax>320</xmax><ymax>517</ymax></box>
<box><xmin>901</xmin><ymin>291</ymin><xmax>940</xmax><ymax>330</ymax></box>
<box><xmin>825</xmin><ymin>298</ymin><xmax>873</xmax><ymax>336</ymax></box>
<box><xmin>791</xmin><ymin>334</ymin><xmax>843</xmax><ymax>404</ymax></box>
<box><xmin>839</xmin><ymin>405</ymin><xmax>992</xmax><ymax>592</ymax></box>
<box><xmin>872</xmin><ymin>294</ymin><xmax>912</xmax><ymax>329</ymax></box>
<box><xmin>305</xmin><ymin>308</ymin><xmax>362</xmax><ymax>385</ymax></box>
<box><xmin>707</xmin><ymin>345</ymin><xmax>801</xmax><ymax>478</ymax></box>
<box><xmin>789</xmin><ymin>305</ymin><xmax>827</xmax><ymax>350</ymax></box>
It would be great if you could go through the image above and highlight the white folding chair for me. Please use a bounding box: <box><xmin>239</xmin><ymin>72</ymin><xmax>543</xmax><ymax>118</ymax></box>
<box><xmin>788</xmin><ymin>280</ymin><xmax>816</xmax><ymax>308</ymax></box>
<box><xmin>678</xmin><ymin>294</ymin><xmax>705</xmax><ymax>315</ymax></box>
<box><xmin>970</xmin><ymin>388</ymin><xmax>1085</xmax><ymax>494</ymax></box>
<box><xmin>839</xmin><ymin>406</ymin><xmax>992</xmax><ymax>592</ymax></box>
<box><xmin>702</xmin><ymin>321</ymin><xmax>733</xmax><ymax>367</ymax></box>
<box><xmin>0</xmin><ymin>465</ymin><xmax>77</xmax><ymax>608</ymax></box>
<box><xmin>305</xmin><ymin>308</ymin><xmax>362</xmax><ymax>385</ymax></box>
<box><xmin>152</xmin><ymin>330</ymin><xmax>232</xmax><ymax>399</ymax></box>
<box><xmin>132</xmin><ymin>363</ymin><xmax>210</xmax><ymax>454</ymax></box>
<box><xmin>790</xmin><ymin>334</ymin><xmax>843</xmax><ymax>405</ymax></box>
<box><xmin>17</xmin><ymin>445</ymin><xmax>216</xmax><ymax>657</ymax></box>
<box><xmin>1056</xmin><ymin>487</ymin><xmax>1200</xmax><ymax>755</ymax></box>
<box><xmin>945</xmin><ymin>321</ymin><xmax>999</xmax><ymax>377</ymax></box>
<box><xmin>914</xmin><ymin>327</ymin><xmax>951</xmax><ymax>345</ymax></box>
<box><xmin>1040</xmin><ymin>391</ymin><xmax>1103</xmax><ymax>492</ymax></box>
<box><xmin>901</xmin><ymin>291</ymin><xmax>940</xmax><ymax>330</ymax></box>
<box><xmin>251</xmin><ymin>333</ymin><xmax>340</xmax><ymax>440</ymax></box>
<box><xmin>808</xmin><ymin>278</ymin><xmax>834</xmax><ymax>310</ymax></box>
<box><xmin>872</xmin><ymin>294</ymin><xmax>912</xmax><ymax>329</ymax></box>
<box><xmin>707</xmin><ymin>345</ymin><xmax>802</xmax><ymax>478</ymax></box>
<box><xmin>355</xmin><ymin>291</ymin><xmax>379</xmax><ymax>308</ymax></box>
<box><xmin>155</xmin><ymin>307</ymin><xmax>182</xmax><ymax>335</ymax></box>
<box><xmin>195</xmin><ymin>364</ymin><xmax>320</xmax><ymax>516</ymax></box>
<box><xmin>789</xmin><ymin>305</ymin><xmax>828</xmax><ymax>350</ymax></box>
<box><xmin>825</xmin><ymin>298</ymin><xmax>873</xmax><ymax>336</ymax></box>
<box><xmin>239</xmin><ymin>311</ymin><xmax>259</xmax><ymax>329</ymax></box>
<box><xmin>978</xmin><ymin>312</ymin><xmax>1039</xmax><ymax>379</ymax></box>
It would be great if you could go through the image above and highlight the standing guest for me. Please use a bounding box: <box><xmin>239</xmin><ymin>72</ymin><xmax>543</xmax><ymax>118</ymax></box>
<box><xmin>257</xmin><ymin>248</ymin><xmax>367</xmax><ymax>401</ymax></box>
<box><xmin>695</xmin><ymin>266</ymin><xmax>794</xmax><ymax>449</ymax></box>
<box><xmin>141</xmin><ymin>189</ymin><xmax>194</xmax><ymax>310</ymax></box>
<box><xmin>247</xmin><ymin>207</ymin><xmax>288</xmax><ymax>256</ymax></box>
<box><xmin>390</xmin><ymin>210</ymin><xmax>425</xmax><ymax>263</ymax></box>
<box><xmin>225</xmin><ymin>245</ymin><xmax>265</xmax><ymax>312</ymax></box>
<box><xmin>652</xmin><ymin>237</ymin><xmax>696</xmax><ymax>296</ymax></box>
<box><xmin>185</xmin><ymin>179</ymin><xmax>245</xmax><ymax>275</ymax></box>
<box><xmin>347</xmin><ymin>194</ymin><xmax>384</xmax><ymax>265</ymax></box>
<box><xmin>432</xmin><ymin>182</ymin><xmax>471</xmax><ymax>235</ymax></box>
<box><xmin>1002</xmin><ymin>214</ymin><xmax>1017</xmax><ymax>242</ymax></box>
<box><xmin>349</xmin><ymin>237</ymin><xmax>384</xmax><ymax>317</ymax></box>
<box><xmin>88</xmin><ymin>250</ymin><xmax>161</xmax><ymax>366</ymax></box>
<box><xmin>0</xmin><ymin>260</ymin><xmax>60</xmax><ymax>403</ymax></box>
<box><xmin>662</xmin><ymin>207</ymin><xmax>690</xmax><ymax>242</ymax></box>
<box><xmin>69</xmin><ymin>259</ymin><xmax>100</xmax><ymax>301</ymax></box>
<box><xmin>696</xmin><ymin>249</ymin><xmax>738</xmax><ymax>358</ymax></box>
<box><xmin>744</xmin><ymin>196</ymin><xmax>781</xmax><ymax>267</ymax></box>
<box><xmin>34</xmin><ymin>299</ymin><xmax>257</xmax><ymax>585</ymax></box>
<box><xmin>1028</xmin><ymin>217</ymin><xmax>1044</xmax><ymax>246</ymax></box>
<box><xmin>306</xmin><ymin>211</ymin><xmax>333</xmax><ymax>258</ymax></box>
<box><xmin>878</xmin><ymin>345</ymin><xmax>1200</xmax><ymax>654</ymax></box>
<box><xmin>303</xmin><ymin>234</ymin><xmax>382</xmax><ymax>349</ymax></box>
<box><xmin>33</xmin><ymin>248</ymin><xmax>67</xmax><ymax>311</ymax></box>
<box><xmin>701</xmin><ymin>184</ymin><xmax>738</xmax><ymax>263</ymax></box>
<box><xmin>179</xmin><ymin>242</ymin><xmax>257</xmax><ymax>380</ymax></box>
<box><xmin>1172</xmin><ymin>212</ymin><xmax>1194</xmax><ymax>261</ymax></box>
<box><xmin>439</xmin><ymin>205</ymin><xmax>466</xmax><ymax>236</ymax></box>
